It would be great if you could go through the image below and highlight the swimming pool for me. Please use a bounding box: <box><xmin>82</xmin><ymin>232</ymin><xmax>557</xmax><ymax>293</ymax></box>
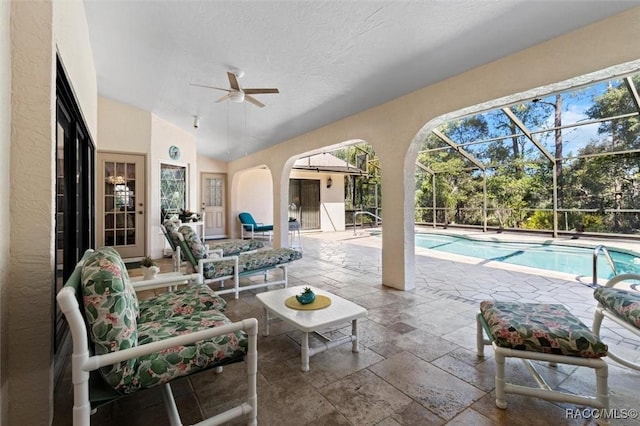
<box><xmin>415</xmin><ymin>233</ymin><xmax>640</xmax><ymax>280</ymax></box>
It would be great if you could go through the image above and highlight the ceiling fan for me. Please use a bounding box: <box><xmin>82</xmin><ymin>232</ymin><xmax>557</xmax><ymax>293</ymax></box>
<box><xmin>191</xmin><ymin>70</ymin><xmax>279</xmax><ymax>108</ymax></box>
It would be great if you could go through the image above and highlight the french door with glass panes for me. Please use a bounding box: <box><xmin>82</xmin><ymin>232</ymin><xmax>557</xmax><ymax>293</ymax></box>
<box><xmin>97</xmin><ymin>153</ymin><xmax>146</xmax><ymax>258</ymax></box>
<box><xmin>201</xmin><ymin>173</ymin><xmax>227</xmax><ymax>238</ymax></box>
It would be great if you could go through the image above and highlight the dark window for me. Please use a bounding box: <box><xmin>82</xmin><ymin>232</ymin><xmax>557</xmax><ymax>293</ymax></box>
<box><xmin>55</xmin><ymin>58</ymin><xmax>95</xmax><ymax>360</ymax></box>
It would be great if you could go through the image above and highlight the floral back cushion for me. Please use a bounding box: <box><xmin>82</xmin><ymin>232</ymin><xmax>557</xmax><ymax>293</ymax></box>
<box><xmin>163</xmin><ymin>220</ymin><xmax>182</xmax><ymax>249</ymax></box>
<box><xmin>81</xmin><ymin>247</ymin><xmax>139</xmax><ymax>390</ymax></box>
<box><xmin>178</xmin><ymin>225</ymin><xmax>209</xmax><ymax>271</ymax></box>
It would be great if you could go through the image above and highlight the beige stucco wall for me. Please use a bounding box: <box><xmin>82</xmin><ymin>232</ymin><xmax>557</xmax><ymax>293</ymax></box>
<box><xmin>236</xmin><ymin>168</ymin><xmax>273</xmax><ymax>236</ymax></box>
<box><xmin>228</xmin><ymin>7</ymin><xmax>640</xmax><ymax>291</ymax></box>
<box><xmin>198</xmin><ymin>156</ymin><xmax>228</xmax><ymax>174</ymax></box>
<box><xmin>98</xmin><ymin>96</ymin><xmax>151</xmax><ymax>153</ymax></box>
<box><xmin>0</xmin><ymin>1</ymin><xmax>10</xmax><ymax>423</ymax></box>
<box><xmin>54</xmin><ymin>0</ymin><xmax>98</xmax><ymax>137</ymax></box>
<box><xmin>9</xmin><ymin>3</ymin><xmax>56</xmax><ymax>424</ymax></box>
<box><xmin>7</xmin><ymin>0</ymin><xmax>97</xmax><ymax>424</ymax></box>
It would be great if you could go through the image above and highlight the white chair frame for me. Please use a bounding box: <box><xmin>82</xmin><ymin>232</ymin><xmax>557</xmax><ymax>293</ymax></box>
<box><xmin>196</xmin><ymin>255</ymin><xmax>289</xmax><ymax>299</ymax></box>
<box><xmin>239</xmin><ymin>222</ymin><xmax>272</xmax><ymax>241</ymax></box>
<box><xmin>592</xmin><ymin>273</ymin><xmax>640</xmax><ymax>372</ymax></box>
<box><xmin>57</xmin><ymin>263</ymin><xmax>259</xmax><ymax>426</ymax></box>
<box><xmin>175</xmin><ymin>233</ymin><xmax>289</xmax><ymax>299</ymax></box>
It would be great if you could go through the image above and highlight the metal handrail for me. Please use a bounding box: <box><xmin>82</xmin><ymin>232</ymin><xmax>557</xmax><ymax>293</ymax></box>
<box><xmin>353</xmin><ymin>211</ymin><xmax>383</xmax><ymax>235</ymax></box>
<box><xmin>593</xmin><ymin>245</ymin><xmax>618</xmax><ymax>284</ymax></box>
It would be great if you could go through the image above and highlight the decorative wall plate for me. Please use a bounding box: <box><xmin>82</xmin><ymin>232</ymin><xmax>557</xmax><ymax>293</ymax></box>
<box><xmin>169</xmin><ymin>145</ymin><xmax>180</xmax><ymax>160</ymax></box>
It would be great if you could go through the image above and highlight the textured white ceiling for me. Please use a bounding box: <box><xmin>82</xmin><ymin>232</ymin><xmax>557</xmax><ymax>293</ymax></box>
<box><xmin>84</xmin><ymin>1</ymin><xmax>640</xmax><ymax>161</ymax></box>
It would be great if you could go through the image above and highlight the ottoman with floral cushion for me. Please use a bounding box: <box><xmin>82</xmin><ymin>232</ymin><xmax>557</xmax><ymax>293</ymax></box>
<box><xmin>477</xmin><ymin>301</ymin><xmax>610</xmax><ymax>423</ymax></box>
<box><xmin>176</xmin><ymin>225</ymin><xmax>303</xmax><ymax>299</ymax></box>
<box><xmin>592</xmin><ymin>273</ymin><xmax>640</xmax><ymax>372</ymax></box>
<box><xmin>56</xmin><ymin>246</ymin><xmax>258</xmax><ymax>425</ymax></box>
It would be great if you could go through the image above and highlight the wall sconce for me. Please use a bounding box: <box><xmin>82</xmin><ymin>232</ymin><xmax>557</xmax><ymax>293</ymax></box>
<box><xmin>326</xmin><ymin>176</ymin><xmax>333</xmax><ymax>189</ymax></box>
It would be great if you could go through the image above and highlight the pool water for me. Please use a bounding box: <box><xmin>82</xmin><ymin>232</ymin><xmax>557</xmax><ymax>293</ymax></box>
<box><xmin>415</xmin><ymin>233</ymin><xmax>640</xmax><ymax>280</ymax></box>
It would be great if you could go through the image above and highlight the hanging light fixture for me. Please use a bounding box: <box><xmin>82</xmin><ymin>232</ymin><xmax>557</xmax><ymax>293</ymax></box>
<box><xmin>229</xmin><ymin>91</ymin><xmax>245</xmax><ymax>103</ymax></box>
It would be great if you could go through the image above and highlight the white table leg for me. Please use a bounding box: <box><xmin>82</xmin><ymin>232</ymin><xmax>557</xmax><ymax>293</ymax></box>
<box><xmin>351</xmin><ymin>319</ymin><xmax>359</xmax><ymax>353</ymax></box>
<box><xmin>301</xmin><ymin>332</ymin><xmax>310</xmax><ymax>372</ymax></box>
<box><xmin>262</xmin><ymin>307</ymin><xmax>270</xmax><ymax>337</ymax></box>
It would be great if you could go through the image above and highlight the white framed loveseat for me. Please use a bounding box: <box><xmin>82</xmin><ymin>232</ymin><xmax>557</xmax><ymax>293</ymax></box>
<box><xmin>57</xmin><ymin>247</ymin><xmax>258</xmax><ymax>425</ymax></box>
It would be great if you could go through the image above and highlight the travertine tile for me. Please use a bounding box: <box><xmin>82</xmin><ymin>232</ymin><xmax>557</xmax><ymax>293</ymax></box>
<box><xmin>369</xmin><ymin>352</ymin><xmax>486</xmax><ymax>420</ymax></box>
<box><xmin>319</xmin><ymin>369</ymin><xmax>413</xmax><ymax>425</ymax></box>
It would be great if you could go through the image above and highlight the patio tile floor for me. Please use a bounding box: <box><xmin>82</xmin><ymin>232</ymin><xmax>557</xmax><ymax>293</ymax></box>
<box><xmin>53</xmin><ymin>231</ymin><xmax>640</xmax><ymax>425</ymax></box>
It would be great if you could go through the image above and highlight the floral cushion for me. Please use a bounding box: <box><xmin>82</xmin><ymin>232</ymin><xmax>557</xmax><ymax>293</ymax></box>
<box><xmin>178</xmin><ymin>226</ymin><xmax>239</xmax><ymax>280</ymax></box>
<box><xmin>238</xmin><ymin>248</ymin><xmax>302</xmax><ymax>274</ymax></box>
<box><xmin>208</xmin><ymin>239</ymin><xmax>265</xmax><ymax>256</ymax></box>
<box><xmin>117</xmin><ymin>312</ymin><xmax>248</xmax><ymax>393</ymax></box>
<box><xmin>81</xmin><ymin>247</ymin><xmax>139</xmax><ymax>389</ymax></box>
<box><xmin>479</xmin><ymin>301</ymin><xmax>608</xmax><ymax>358</ymax></box>
<box><xmin>178</xmin><ymin>225</ymin><xmax>210</xmax><ymax>269</ymax></box>
<box><xmin>594</xmin><ymin>287</ymin><xmax>640</xmax><ymax>329</ymax></box>
<box><xmin>138</xmin><ymin>285</ymin><xmax>228</xmax><ymax>323</ymax></box>
<box><xmin>163</xmin><ymin>219</ymin><xmax>182</xmax><ymax>250</ymax></box>
<box><xmin>202</xmin><ymin>258</ymin><xmax>236</xmax><ymax>280</ymax></box>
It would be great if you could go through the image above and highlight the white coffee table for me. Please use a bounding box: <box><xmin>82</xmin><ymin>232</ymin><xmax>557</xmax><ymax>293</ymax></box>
<box><xmin>256</xmin><ymin>286</ymin><xmax>367</xmax><ymax>371</ymax></box>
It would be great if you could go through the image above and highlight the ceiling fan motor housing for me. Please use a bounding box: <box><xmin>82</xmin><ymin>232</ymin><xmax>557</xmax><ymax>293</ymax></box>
<box><xmin>229</xmin><ymin>91</ymin><xmax>245</xmax><ymax>102</ymax></box>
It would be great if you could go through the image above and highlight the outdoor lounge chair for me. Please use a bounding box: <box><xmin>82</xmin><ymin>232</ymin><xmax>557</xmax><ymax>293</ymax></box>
<box><xmin>162</xmin><ymin>220</ymin><xmax>265</xmax><ymax>271</ymax></box>
<box><xmin>56</xmin><ymin>246</ymin><xmax>258</xmax><ymax>426</ymax></box>
<box><xmin>238</xmin><ymin>212</ymin><xmax>273</xmax><ymax>241</ymax></box>
<box><xmin>592</xmin><ymin>273</ymin><xmax>640</xmax><ymax>371</ymax></box>
<box><xmin>175</xmin><ymin>225</ymin><xmax>302</xmax><ymax>299</ymax></box>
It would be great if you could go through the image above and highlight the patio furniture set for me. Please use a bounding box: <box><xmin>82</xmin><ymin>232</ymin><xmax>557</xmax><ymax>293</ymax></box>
<box><xmin>57</xmin><ymin>218</ymin><xmax>639</xmax><ymax>425</ymax></box>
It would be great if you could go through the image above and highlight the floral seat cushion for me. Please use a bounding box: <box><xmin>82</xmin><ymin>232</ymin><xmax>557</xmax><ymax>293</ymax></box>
<box><xmin>115</xmin><ymin>311</ymin><xmax>248</xmax><ymax>393</ymax></box>
<box><xmin>479</xmin><ymin>301</ymin><xmax>607</xmax><ymax>358</ymax></box>
<box><xmin>594</xmin><ymin>287</ymin><xmax>640</xmax><ymax>329</ymax></box>
<box><xmin>208</xmin><ymin>239</ymin><xmax>265</xmax><ymax>256</ymax></box>
<box><xmin>238</xmin><ymin>248</ymin><xmax>302</xmax><ymax>274</ymax></box>
<box><xmin>138</xmin><ymin>285</ymin><xmax>228</xmax><ymax>323</ymax></box>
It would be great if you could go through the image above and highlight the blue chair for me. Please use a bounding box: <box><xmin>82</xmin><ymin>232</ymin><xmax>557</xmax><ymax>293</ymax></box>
<box><xmin>238</xmin><ymin>212</ymin><xmax>273</xmax><ymax>241</ymax></box>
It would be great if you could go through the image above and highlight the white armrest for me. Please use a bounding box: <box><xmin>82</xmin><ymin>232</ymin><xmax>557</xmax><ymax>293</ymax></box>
<box><xmin>207</xmin><ymin>248</ymin><xmax>224</xmax><ymax>258</ymax></box>
<box><xmin>130</xmin><ymin>272</ymin><xmax>201</xmax><ymax>292</ymax></box>
<box><xmin>603</xmin><ymin>273</ymin><xmax>640</xmax><ymax>288</ymax></box>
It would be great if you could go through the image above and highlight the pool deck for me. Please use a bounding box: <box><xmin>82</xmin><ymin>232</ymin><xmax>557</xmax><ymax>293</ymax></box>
<box><xmin>303</xmin><ymin>228</ymin><xmax>640</xmax><ymax>361</ymax></box>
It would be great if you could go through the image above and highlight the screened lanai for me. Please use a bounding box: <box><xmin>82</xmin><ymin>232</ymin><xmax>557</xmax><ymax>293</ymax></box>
<box><xmin>415</xmin><ymin>74</ymin><xmax>640</xmax><ymax>239</ymax></box>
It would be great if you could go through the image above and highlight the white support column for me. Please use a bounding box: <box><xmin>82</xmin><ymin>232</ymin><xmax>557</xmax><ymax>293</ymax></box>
<box><xmin>379</xmin><ymin>151</ymin><xmax>415</xmax><ymax>291</ymax></box>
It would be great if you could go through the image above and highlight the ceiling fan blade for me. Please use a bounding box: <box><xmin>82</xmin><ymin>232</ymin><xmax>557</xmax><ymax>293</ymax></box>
<box><xmin>245</xmin><ymin>95</ymin><xmax>265</xmax><ymax>108</ymax></box>
<box><xmin>190</xmin><ymin>83</ymin><xmax>231</xmax><ymax>92</ymax></box>
<box><xmin>215</xmin><ymin>94</ymin><xmax>230</xmax><ymax>103</ymax></box>
<box><xmin>243</xmin><ymin>88</ymin><xmax>279</xmax><ymax>94</ymax></box>
<box><xmin>227</xmin><ymin>72</ymin><xmax>240</xmax><ymax>90</ymax></box>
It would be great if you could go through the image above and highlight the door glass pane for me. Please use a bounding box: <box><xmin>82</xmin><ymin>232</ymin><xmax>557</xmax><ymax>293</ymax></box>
<box><xmin>160</xmin><ymin>164</ymin><xmax>186</xmax><ymax>221</ymax></box>
<box><xmin>105</xmin><ymin>161</ymin><xmax>136</xmax><ymax>246</ymax></box>
<box><xmin>205</xmin><ymin>177</ymin><xmax>223</xmax><ymax>207</ymax></box>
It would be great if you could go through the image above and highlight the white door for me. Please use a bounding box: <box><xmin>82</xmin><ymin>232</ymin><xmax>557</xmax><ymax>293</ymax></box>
<box><xmin>201</xmin><ymin>173</ymin><xmax>227</xmax><ymax>238</ymax></box>
<box><xmin>97</xmin><ymin>152</ymin><xmax>146</xmax><ymax>258</ymax></box>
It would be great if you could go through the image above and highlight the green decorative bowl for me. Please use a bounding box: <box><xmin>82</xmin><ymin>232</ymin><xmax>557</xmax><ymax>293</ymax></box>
<box><xmin>296</xmin><ymin>291</ymin><xmax>316</xmax><ymax>305</ymax></box>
